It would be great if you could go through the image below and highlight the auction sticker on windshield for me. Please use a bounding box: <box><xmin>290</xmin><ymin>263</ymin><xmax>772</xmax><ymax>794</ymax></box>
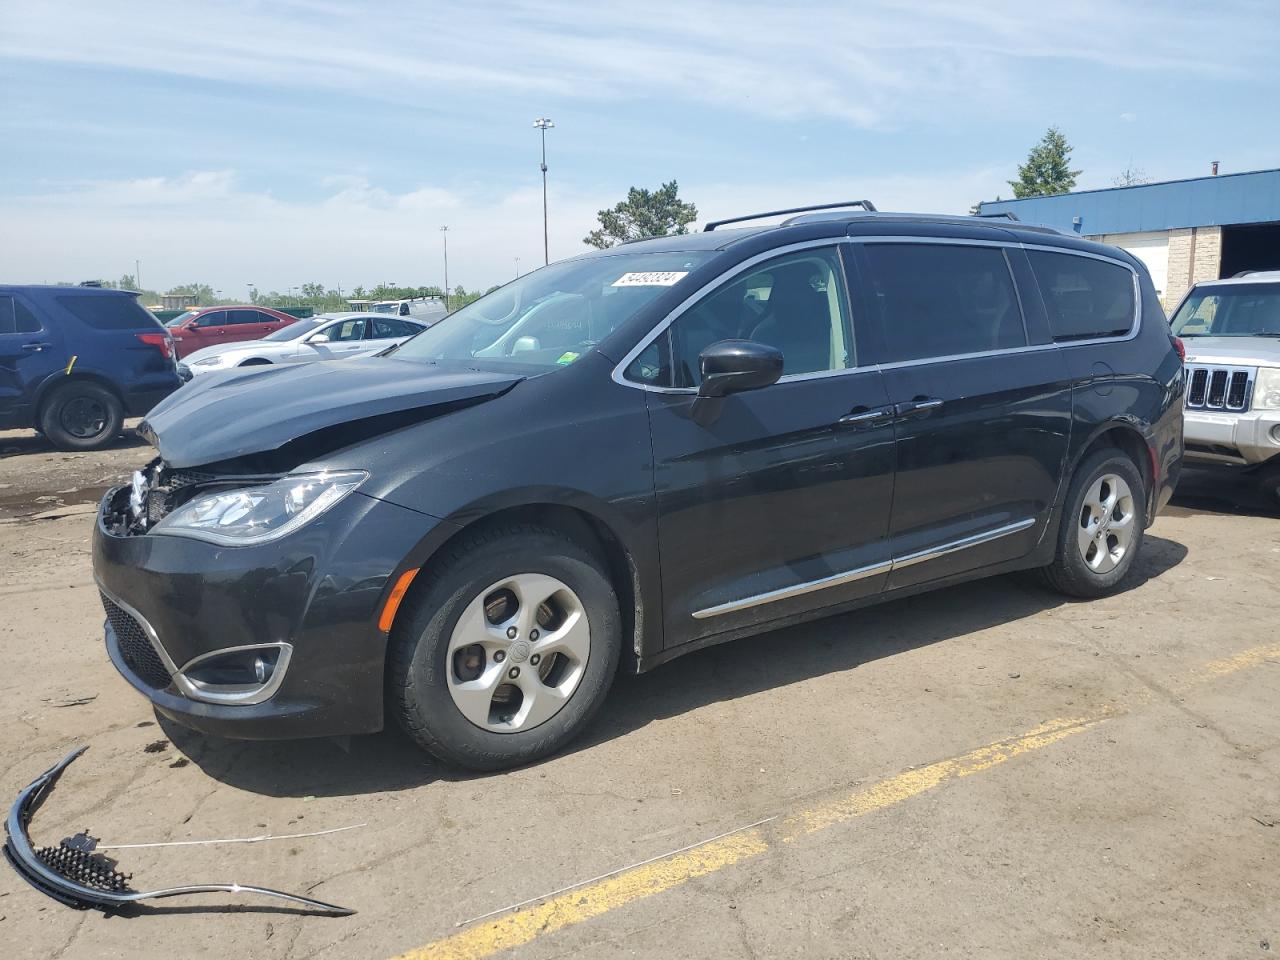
<box><xmin>612</xmin><ymin>271</ymin><xmax>689</xmax><ymax>287</ymax></box>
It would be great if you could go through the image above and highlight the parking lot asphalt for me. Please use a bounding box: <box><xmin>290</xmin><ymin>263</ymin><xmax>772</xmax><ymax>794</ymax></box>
<box><xmin>1</xmin><ymin>428</ymin><xmax>1278</xmax><ymax>959</ymax></box>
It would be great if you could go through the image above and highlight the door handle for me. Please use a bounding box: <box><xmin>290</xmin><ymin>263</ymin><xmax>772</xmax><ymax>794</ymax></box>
<box><xmin>21</xmin><ymin>342</ymin><xmax>52</xmax><ymax>352</ymax></box>
<box><xmin>837</xmin><ymin>405</ymin><xmax>895</xmax><ymax>428</ymax></box>
<box><xmin>894</xmin><ymin>397</ymin><xmax>944</xmax><ymax>418</ymax></box>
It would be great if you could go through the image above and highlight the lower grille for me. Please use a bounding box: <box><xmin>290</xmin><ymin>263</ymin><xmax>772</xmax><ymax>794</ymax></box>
<box><xmin>100</xmin><ymin>592</ymin><xmax>172</xmax><ymax>689</ymax></box>
<box><xmin>1184</xmin><ymin>364</ymin><xmax>1254</xmax><ymax>412</ymax></box>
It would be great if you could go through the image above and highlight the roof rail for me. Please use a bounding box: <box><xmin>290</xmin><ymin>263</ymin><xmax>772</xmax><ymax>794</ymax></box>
<box><xmin>704</xmin><ymin>200</ymin><xmax>877</xmax><ymax>232</ymax></box>
<box><xmin>974</xmin><ymin>211</ymin><xmax>1020</xmax><ymax>221</ymax></box>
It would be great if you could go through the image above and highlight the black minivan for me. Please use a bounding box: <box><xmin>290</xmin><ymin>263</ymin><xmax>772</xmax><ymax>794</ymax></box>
<box><xmin>93</xmin><ymin>206</ymin><xmax>1184</xmax><ymax>769</ymax></box>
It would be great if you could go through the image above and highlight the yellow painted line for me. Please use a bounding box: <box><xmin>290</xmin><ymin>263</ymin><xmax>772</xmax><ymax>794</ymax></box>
<box><xmin>1193</xmin><ymin>642</ymin><xmax>1280</xmax><ymax>682</ymax></box>
<box><xmin>395</xmin><ymin>829</ymin><xmax>769</xmax><ymax>960</ymax></box>
<box><xmin>779</xmin><ymin>712</ymin><xmax>1113</xmax><ymax>838</ymax></box>
<box><xmin>64</xmin><ymin>354</ymin><xmax>77</xmax><ymax>375</ymax></box>
<box><xmin>392</xmin><ymin>640</ymin><xmax>1280</xmax><ymax>960</ymax></box>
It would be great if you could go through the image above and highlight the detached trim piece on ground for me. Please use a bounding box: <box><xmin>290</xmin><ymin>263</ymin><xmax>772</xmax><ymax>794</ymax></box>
<box><xmin>3</xmin><ymin>747</ymin><xmax>354</xmax><ymax>916</ymax></box>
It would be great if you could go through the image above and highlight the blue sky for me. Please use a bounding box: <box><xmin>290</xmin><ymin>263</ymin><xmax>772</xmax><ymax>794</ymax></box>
<box><xmin>2</xmin><ymin>0</ymin><xmax>1278</xmax><ymax>295</ymax></box>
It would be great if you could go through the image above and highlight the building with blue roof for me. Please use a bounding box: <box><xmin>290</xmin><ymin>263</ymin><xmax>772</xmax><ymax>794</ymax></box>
<box><xmin>980</xmin><ymin>167</ymin><xmax>1280</xmax><ymax>311</ymax></box>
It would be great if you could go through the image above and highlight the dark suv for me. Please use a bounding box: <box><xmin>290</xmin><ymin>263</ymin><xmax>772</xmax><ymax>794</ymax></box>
<box><xmin>92</xmin><ymin>204</ymin><xmax>1184</xmax><ymax>770</ymax></box>
<box><xmin>0</xmin><ymin>285</ymin><xmax>181</xmax><ymax>450</ymax></box>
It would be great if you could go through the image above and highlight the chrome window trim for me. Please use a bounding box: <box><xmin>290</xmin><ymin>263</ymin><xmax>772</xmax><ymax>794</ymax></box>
<box><xmin>692</xmin><ymin>517</ymin><xmax>1036</xmax><ymax>619</ymax></box>
<box><xmin>1017</xmin><ymin>242</ymin><xmax>1143</xmax><ymax>347</ymax></box>
<box><xmin>611</xmin><ymin>238</ymin><xmax>860</xmax><ymax>394</ymax></box>
<box><xmin>611</xmin><ymin>234</ymin><xmax>1142</xmax><ymax>393</ymax></box>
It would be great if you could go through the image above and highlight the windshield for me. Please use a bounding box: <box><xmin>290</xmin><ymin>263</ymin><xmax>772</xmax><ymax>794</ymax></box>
<box><xmin>265</xmin><ymin>318</ymin><xmax>322</xmax><ymax>341</ymax></box>
<box><xmin>1172</xmin><ymin>283</ymin><xmax>1280</xmax><ymax>338</ymax></box>
<box><xmin>393</xmin><ymin>251</ymin><xmax>711</xmax><ymax>369</ymax></box>
<box><xmin>165</xmin><ymin>310</ymin><xmax>198</xmax><ymax>327</ymax></box>
<box><xmin>370</xmin><ymin>303</ymin><xmax>398</xmax><ymax>314</ymax></box>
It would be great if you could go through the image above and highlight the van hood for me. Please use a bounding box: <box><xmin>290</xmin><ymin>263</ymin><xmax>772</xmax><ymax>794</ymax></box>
<box><xmin>140</xmin><ymin>358</ymin><xmax>524</xmax><ymax>468</ymax></box>
<box><xmin>1182</xmin><ymin>336</ymin><xmax>1280</xmax><ymax>367</ymax></box>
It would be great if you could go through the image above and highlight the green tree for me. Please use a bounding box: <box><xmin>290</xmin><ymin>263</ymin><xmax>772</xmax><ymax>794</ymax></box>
<box><xmin>166</xmin><ymin>282</ymin><xmax>217</xmax><ymax>306</ymax></box>
<box><xmin>1008</xmin><ymin>127</ymin><xmax>1081</xmax><ymax>199</ymax></box>
<box><xmin>583</xmin><ymin>180</ymin><xmax>698</xmax><ymax>249</ymax></box>
<box><xmin>118</xmin><ymin>273</ymin><xmax>139</xmax><ymax>291</ymax></box>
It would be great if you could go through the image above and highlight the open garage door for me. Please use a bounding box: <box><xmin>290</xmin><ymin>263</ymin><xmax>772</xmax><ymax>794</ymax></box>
<box><xmin>1114</xmin><ymin>233</ymin><xmax>1169</xmax><ymax>303</ymax></box>
<box><xmin>1221</xmin><ymin>222</ymin><xmax>1280</xmax><ymax>278</ymax></box>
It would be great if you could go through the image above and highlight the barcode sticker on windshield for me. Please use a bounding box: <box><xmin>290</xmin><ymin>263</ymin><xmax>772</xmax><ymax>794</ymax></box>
<box><xmin>611</xmin><ymin>271</ymin><xmax>689</xmax><ymax>287</ymax></box>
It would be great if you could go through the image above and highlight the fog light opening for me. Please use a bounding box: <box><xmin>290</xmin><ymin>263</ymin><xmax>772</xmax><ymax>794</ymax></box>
<box><xmin>1270</xmin><ymin>424</ymin><xmax>1280</xmax><ymax>445</ymax></box>
<box><xmin>177</xmin><ymin>643</ymin><xmax>292</xmax><ymax>705</ymax></box>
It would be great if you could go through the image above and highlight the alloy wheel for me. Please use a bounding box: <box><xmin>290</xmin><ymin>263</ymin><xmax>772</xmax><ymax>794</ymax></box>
<box><xmin>1077</xmin><ymin>473</ymin><xmax>1136</xmax><ymax>574</ymax></box>
<box><xmin>446</xmin><ymin>573</ymin><xmax>590</xmax><ymax>733</ymax></box>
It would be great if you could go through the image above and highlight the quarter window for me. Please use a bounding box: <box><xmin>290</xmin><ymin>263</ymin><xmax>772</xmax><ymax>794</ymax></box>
<box><xmin>1027</xmin><ymin>250</ymin><xmax>1135</xmax><ymax>341</ymax></box>
<box><xmin>860</xmin><ymin>244</ymin><xmax>1027</xmax><ymax>363</ymax></box>
<box><xmin>372</xmin><ymin>317</ymin><xmax>416</xmax><ymax>338</ymax></box>
<box><xmin>57</xmin><ymin>294</ymin><xmax>158</xmax><ymax>331</ymax></box>
<box><xmin>666</xmin><ymin>247</ymin><xmax>852</xmax><ymax>387</ymax></box>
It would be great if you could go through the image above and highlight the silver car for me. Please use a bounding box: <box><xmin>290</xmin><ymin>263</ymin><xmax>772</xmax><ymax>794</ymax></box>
<box><xmin>1170</xmin><ymin>270</ymin><xmax>1280</xmax><ymax>504</ymax></box>
<box><xmin>179</xmin><ymin>312</ymin><xmax>425</xmax><ymax>378</ymax></box>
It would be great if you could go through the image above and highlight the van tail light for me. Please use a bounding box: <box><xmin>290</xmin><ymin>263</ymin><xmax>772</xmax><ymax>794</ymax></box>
<box><xmin>1173</xmin><ymin>336</ymin><xmax>1186</xmax><ymax>362</ymax></box>
<box><xmin>136</xmin><ymin>332</ymin><xmax>174</xmax><ymax>359</ymax></box>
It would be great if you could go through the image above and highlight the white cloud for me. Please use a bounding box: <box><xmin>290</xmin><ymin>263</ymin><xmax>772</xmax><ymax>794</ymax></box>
<box><xmin>4</xmin><ymin>166</ymin><xmax>1003</xmax><ymax>291</ymax></box>
<box><xmin>2</xmin><ymin>1</ymin><xmax>1269</xmax><ymax>127</ymax></box>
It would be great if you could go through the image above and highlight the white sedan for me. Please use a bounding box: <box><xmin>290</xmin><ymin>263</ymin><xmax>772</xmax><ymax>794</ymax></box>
<box><xmin>179</xmin><ymin>312</ymin><xmax>426</xmax><ymax>378</ymax></box>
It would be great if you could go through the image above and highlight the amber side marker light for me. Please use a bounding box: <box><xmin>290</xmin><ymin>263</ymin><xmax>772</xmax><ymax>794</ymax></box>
<box><xmin>379</xmin><ymin>568</ymin><xmax>420</xmax><ymax>632</ymax></box>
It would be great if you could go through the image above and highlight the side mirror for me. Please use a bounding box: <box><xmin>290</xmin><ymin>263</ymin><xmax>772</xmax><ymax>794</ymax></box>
<box><xmin>697</xmin><ymin>339</ymin><xmax>783</xmax><ymax>398</ymax></box>
<box><xmin>692</xmin><ymin>340</ymin><xmax>783</xmax><ymax>426</ymax></box>
<box><xmin>305</xmin><ymin>332</ymin><xmax>331</xmax><ymax>343</ymax></box>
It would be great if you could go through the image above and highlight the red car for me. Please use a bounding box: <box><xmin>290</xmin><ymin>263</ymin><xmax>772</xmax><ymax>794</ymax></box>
<box><xmin>165</xmin><ymin>305</ymin><xmax>298</xmax><ymax>358</ymax></box>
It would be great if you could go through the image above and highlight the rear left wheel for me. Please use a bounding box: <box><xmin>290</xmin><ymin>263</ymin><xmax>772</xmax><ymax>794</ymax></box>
<box><xmin>39</xmin><ymin>381</ymin><xmax>123</xmax><ymax>451</ymax></box>
<box><xmin>388</xmin><ymin>524</ymin><xmax>621</xmax><ymax>770</ymax></box>
<box><xmin>1039</xmin><ymin>448</ymin><xmax>1147</xmax><ymax>598</ymax></box>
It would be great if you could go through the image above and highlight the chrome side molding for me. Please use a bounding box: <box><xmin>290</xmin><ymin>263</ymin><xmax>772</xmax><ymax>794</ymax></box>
<box><xmin>692</xmin><ymin>517</ymin><xmax>1036</xmax><ymax>619</ymax></box>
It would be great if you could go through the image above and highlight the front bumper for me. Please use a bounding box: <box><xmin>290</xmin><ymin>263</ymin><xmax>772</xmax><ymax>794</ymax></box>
<box><xmin>1183</xmin><ymin>408</ymin><xmax>1280</xmax><ymax>466</ymax></box>
<box><xmin>92</xmin><ymin>485</ymin><xmax>447</xmax><ymax>739</ymax></box>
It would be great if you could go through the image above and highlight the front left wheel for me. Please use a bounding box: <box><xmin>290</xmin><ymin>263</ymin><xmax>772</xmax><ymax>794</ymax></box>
<box><xmin>388</xmin><ymin>524</ymin><xmax>622</xmax><ymax>770</ymax></box>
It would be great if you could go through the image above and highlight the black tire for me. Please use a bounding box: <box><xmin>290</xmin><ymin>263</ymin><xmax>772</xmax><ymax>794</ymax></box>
<box><xmin>388</xmin><ymin>523</ymin><xmax>622</xmax><ymax>770</ymax></box>
<box><xmin>1039</xmin><ymin>448</ymin><xmax>1147</xmax><ymax>599</ymax></box>
<box><xmin>39</xmin><ymin>381</ymin><xmax>124</xmax><ymax>452</ymax></box>
<box><xmin>1258</xmin><ymin>463</ymin><xmax>1280</xmax><ymax>509</ymax></box>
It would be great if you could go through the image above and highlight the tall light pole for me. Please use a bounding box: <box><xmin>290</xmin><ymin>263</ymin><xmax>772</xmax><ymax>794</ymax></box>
<box><xmin>514</xmin><ymin>256</ymin><xmax>521</xmax><ymax>279</ymax></box>
<box><xmin>246</xmin><ymin>282</ymin><xmax>255</xmax><ymax>303</ymax></box>
<box><xmin>440</xmin><ymin>225</ymin><xmax>450</xmax><ymax>311</ymax></box>
<box><xmin>135</xmin><ymin>259</ymin><xmax>142</xmax><ymax>292</ymax></box>
<box><xmin>533</xmin><ymin>117</ymin><xmax>554</xmax><ymax>265</ymax></box>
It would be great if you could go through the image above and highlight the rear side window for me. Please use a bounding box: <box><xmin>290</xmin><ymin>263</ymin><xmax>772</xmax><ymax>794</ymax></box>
<box><xmin>226</xmin><ymin>310</ymin><xmax>260</xmax><ymax>325</ymax></box>
<box><xmin>372</xmin><ymin>318</ymin><xmax>416</xmax><ymax>338</ymax></box>
<box><xmin>860</xmin><ymin>244</ymin><xmax>1026</xmax><ymax>363</ymax></box>
<box><xmin>1027</xmin><ymin>251</ymin><xmax>1136</xmax><ymax>341</ymax></box>
<box><xmin>56</xmin><ymin>294</ymin><xmax>159</xmax><ymax>331</ymax></box>
<box><xmin>0</xmin><ymin>296</ymin><xmax>42</xmax><ymax>335</ymax></box>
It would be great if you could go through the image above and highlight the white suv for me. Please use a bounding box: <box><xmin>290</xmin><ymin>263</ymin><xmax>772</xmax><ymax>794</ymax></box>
<box><xmin>1170</xmin><ymin>271</ymin><xmax>1280</xmax><ymax>504</ymax></box>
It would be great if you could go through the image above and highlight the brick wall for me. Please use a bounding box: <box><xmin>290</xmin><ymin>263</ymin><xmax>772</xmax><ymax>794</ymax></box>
<box><xmin>1164</xmin><ymin>226</ymin><xmax>1222</xmax><ymax>309</ymax></box>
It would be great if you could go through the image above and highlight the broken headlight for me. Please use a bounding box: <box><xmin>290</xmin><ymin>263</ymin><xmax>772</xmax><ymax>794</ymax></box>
<box><xmin>151</xmin><ymin>471</ymin><xmax>366</xmax><ymax>546</ymax></box>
